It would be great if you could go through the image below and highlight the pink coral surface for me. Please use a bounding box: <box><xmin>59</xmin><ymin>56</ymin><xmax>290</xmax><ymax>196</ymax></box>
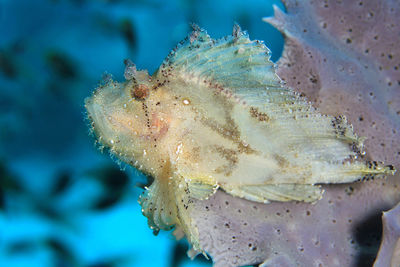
<box><xmin>374</xmin><ymin>202</ymin><xmax>400</xmax><ymax>266</ymax></box>
<box><xmin>190</xmin><ymin>1</ymin><xmax>400</xmax><ymax>266</ymax></box>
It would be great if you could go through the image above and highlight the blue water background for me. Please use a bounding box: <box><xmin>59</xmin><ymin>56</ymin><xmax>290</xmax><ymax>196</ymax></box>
<box><xmin>0</xmin><ymin>0</ymin><xmax>284</xmax><ymax>266</ymax></box>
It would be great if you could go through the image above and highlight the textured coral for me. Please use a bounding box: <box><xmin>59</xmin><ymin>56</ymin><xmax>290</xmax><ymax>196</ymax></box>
<box><xmin>265</xmin><ymin>0</ymin><xmax>400</xmax><ymax>165</ymax></box>
<box><xmin>192</xmin><ymin>180</ymin><xmax>399</xmax><ymax>266</ymax></box>
<box><xmin>374</xmin><ymin>202</ymin><xmax>400</xmax><ymax>266</ymax></box>
<box><xmin>189</xmin><ymin>1</ymin><xmax>400</xmax><ymax>266</ymax></box>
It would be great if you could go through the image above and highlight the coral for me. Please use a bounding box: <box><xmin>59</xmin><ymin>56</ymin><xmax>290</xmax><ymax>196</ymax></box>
<box><xmin>192</xmin><ymin>179</ymin><xmax>399</xmax><ymax>266</ymax></box>
<box><xmin>188</xmin><ymin>0</ymin><xmax>400</xmax><ymax>266</ymax></box>
<box><xmin>264</xmin><ymin>0</ymin><xmax>400</xmax><ymax>165</ymax></box>
<box><xmin>374</xmin><ymin>202</ymin><xmax>400</xmax><ymax>266</ymax></box>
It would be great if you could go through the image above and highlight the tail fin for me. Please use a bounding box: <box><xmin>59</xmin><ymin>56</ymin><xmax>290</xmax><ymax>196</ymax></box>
<box><xmin>360</xmin><ymin>161</ymin><xmax>396</xmax><ymax>181</ymax></box>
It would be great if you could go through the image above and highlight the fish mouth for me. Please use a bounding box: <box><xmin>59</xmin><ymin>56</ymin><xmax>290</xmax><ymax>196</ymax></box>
<box><xmin>85</xmin><ymin>87</ymin><xmax>142</xmax><ymax>149</ymax></box>
<box><xmin>85</xmin><ymin>79</ymin><xmax>132</xmax><ymax>146</ymax></box>
<box><xmin>85</xmin><ymin>96</ymin><xmax>113</xmax><ymax>146</ymax></box>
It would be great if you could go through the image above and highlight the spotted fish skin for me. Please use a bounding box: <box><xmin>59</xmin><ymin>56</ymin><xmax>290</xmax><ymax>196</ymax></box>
<box><xmin>85</xmin><ymin>24</ymin><xmax>395</xmax><ymax>252</ymax></box>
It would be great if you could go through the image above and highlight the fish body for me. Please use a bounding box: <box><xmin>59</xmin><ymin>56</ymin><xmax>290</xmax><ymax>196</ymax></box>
<box><xmin>85</xmin><ymin>25</ymin><xmax>395</xmax><ymax>252</ymax></box>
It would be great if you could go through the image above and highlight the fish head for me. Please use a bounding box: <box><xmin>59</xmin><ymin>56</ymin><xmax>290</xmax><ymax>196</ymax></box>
<box><xmin>85</xmin><ymin>69</ymin><xmax>166</xmax><ymax>170</ymax></box>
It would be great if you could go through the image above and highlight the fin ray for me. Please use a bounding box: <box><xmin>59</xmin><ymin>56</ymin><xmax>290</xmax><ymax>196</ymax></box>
<box><xmin>223</xmin><ymin>184</ymin><xmax>324</xmax><ymax>203</ymax></box>
<box><xmin>186</xmin><ymin>179</ymin><xmax>219</xmax><ymax>200</ymax></box>
<box><xmin>138</xmin><ymin>178</ymin><xmax>178</xmax><ymax>232</ymax></box>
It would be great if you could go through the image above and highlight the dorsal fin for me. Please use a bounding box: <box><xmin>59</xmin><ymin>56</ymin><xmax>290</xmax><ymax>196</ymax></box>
<box><xmin>158</xmin><ymin>24</ymin><xmax>280</xmax><ymax>94</ymax></box>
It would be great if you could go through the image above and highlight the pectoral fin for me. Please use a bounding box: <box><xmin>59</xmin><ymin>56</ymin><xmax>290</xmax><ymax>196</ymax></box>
<box><xmin>222</xmin><ymin>183</ymin><xmax>324</xmax><ymax>203</ymax></box>
<box><xmin>138</xmin><ymin>178</ymin><xmax>178</xmax><ymax>233</ymax></box>
<box><xmin>185</xmin><ymin>177</ymin><xmax>219</xmax><ymax>200</ymax></box>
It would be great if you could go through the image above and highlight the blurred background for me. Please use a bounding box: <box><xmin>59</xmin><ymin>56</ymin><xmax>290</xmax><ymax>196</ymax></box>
<box><xmin>0</xmin><ymin>0</ymin><xmax>284</xmax><ymax>266</ymax></box>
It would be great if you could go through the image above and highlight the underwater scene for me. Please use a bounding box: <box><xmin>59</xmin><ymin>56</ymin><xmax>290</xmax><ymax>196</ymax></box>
<box><xmin>1</xmin><ymin>0</ymin><xmax>400</xmax><ymax>267</ymax></box>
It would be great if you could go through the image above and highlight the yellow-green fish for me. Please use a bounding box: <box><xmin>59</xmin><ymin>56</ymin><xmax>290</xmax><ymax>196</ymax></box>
<box><xmin>85</xmin><ymin>24</ymin><xmax>395</xmax><ymax>252</ymax></box>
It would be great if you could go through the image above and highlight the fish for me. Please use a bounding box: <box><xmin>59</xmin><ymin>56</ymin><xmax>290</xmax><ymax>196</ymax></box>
<box><xmin>85</xmin><ymin>24</ymin><xmax>396</xmax><ymax>252</ymax></box>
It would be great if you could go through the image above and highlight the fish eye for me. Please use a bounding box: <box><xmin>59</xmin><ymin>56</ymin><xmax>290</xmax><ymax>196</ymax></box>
<box><xmin>131</xmin><ymin>83</ymin><xmax>150</xmax><ymax>100</ymax></box>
